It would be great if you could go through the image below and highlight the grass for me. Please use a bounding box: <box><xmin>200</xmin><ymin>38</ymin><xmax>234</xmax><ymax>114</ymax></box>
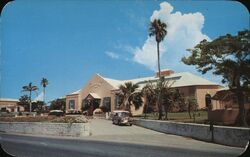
<box><xmin>136</xmin><ymin>111</ymin><xmax>208</xmax><ymax>124</ymax></box>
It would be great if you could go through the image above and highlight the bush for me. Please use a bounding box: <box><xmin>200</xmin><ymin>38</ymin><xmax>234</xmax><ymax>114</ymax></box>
<box><xmin>99</xmin><ymin>106</ymin><xmax>110</xmax><ymax>113</ymax></box>
<box><xmin>66</xmin><ymin>110</ymin><xmax>82</xmax><ymax>115</ymax></box>
<box><xmin>51</xmin><ymin>116</ymin><xmax>88</xmax><ymax>123</ymax></box>
<box><xmin>0</xmin><ymin>115</ymin><xmax>88</xmax><ymax>123</ymax></box>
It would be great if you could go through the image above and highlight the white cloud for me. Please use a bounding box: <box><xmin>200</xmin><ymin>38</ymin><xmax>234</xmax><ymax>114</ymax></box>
<box><xmin>105</xmin><ymin>51</ymin><xmax>119</xmax><ymax>59</ymax></box>
<box><xmin>34</xmin><ymin>92</ymin><xmax>44</xmax><ymax>102</ymax></box>
<box><xmin>133</xmin><ymin>2</ymin><xmax>210</xmax><ymax>71</ymax></box>
<box><xmin>133</xmin><ymin>37</ymin><xmax>165</xmax><ymax>70</ymax></box>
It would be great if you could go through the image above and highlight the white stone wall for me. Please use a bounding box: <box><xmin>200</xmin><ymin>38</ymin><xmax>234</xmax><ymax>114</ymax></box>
<box><xmin>134</xmin><ymin>119</ymin><xmax>250</xmax><ymax>147</ymax></box>
<box><xmin>0</xmin><ymin>122</ymin><xmax>90</xmax><ymax>137</ymax></box>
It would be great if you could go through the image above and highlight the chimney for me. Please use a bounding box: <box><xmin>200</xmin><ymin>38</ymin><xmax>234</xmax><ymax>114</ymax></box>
<box><xmin>156</xmin><ymin>69</ymin><xmax>174</xmax><ymax>77</ymax></box>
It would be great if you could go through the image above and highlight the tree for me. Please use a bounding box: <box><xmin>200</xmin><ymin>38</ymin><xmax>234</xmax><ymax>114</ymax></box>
<box><xmin>184</xmin><ymin>96</ymin><xmax>198</xmax><ymax>119</ymax></box>
<box><xmin>22</xmin><ymin>82</ymin><xmax>39</xmax><ymax>113</ymax></box>
<box><xmin>161</xmin><ymin>88</ymin><xmax>172</xmax><ymax>120</ymax></box>
<box><xmin>149</xmin><ymin>19</ymin><xmax>167</xmax><ymax>120</ymax></box>
<box><xmin>41</xmin><ymin>78</ymin><xmax>48</xmax><ymax>105</ymax></box>
<box><xmin>182</xmin><ymin>30</ymin><xmax>250</xmax><ymax>126</ymax></box>
<box><xmin>32</xmin><ymin>101</ymin><xmax>44</xmax><ymax>113</ymax></box>
<box><xmin>142</xmin><ymin>81</ymin><xmax>157</xmax><ymax>118</ymax></box>
<box><xmin>176</xmin><ymin>94</ymin><xmax>187</xmax><ymax>112</ymax></box>
<box><xmin>117</xmin><ymin>82</ymin><xmax>143</xmax><ymax>112</ymax></box>
<box><xmin>49</xmin><ymin>98</ymin><xmax>66</xmax><ymax>112</ymax></box>
<box><xmin>17</xmin><ymin>95</ymin><xmax>30</xmax><ymax>111</ymax></box>
<box><xmin>161</xmin><ymin>83</ymin><xmax>182</xmax><ymax>120</ymax></box>
<box><xmin>142</xmin><ymin>80</ymin><xmax>184</xmax><ymax>120</ymax></box>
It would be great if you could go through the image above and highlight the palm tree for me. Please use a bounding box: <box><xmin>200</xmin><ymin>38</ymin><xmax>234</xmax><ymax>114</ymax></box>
<box><xmin>22</xmin><ymin>82</ymin><xmax>39</xmax><ymax>113</ymax></box>
<box><xmin>149</xmin><ymin>19</ymin><xmax>167</xmax><ymax>120</ymax></box>
<box><xmin>162</xmin><ymin>88</ymin><xmax>182</xmax><ymax>120</ymax></box>
<box><xmin>41</xmin><ymin>78</ymin><xmax>48</xmax><ymax>105</ymax></box>
<box><xmin>117</xmin><ymin>82</ymin><xmax>143</xmax><ymax>111</ymax></box>
<box><xmin>142</xmin><ymin>81</ymin><xmax>157</xmax><ymax>118</ymax></box>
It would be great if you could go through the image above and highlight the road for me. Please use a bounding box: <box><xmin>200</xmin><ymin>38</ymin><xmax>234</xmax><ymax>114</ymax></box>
<box><xmin>0</xmin><ymin>118</ymin><xmax>244</xmax><ymax>157</ymax></box>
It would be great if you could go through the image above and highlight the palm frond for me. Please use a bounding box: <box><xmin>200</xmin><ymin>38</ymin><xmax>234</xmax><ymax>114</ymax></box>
<box><xmin>41</xmin><ymin>78</ymin><xmax>48</xmax><ymax>87</ymax></box>
<box><xmin>149</xmin><ymin>19</ymin><xmax>167</xmax><ymax>42</ymax></box>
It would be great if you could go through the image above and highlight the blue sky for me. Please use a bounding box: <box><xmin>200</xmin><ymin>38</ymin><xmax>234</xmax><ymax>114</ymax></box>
<box><xmin>0</xmin><ymin>0</ymin><xmax>249</xmax><ymax>102</ymax></box>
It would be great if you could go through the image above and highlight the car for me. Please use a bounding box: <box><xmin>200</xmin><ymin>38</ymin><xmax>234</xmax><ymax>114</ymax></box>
<box><xmin>112</xmin><ymin>110</ymin><xmax>133</xmax><ymax>126</ymax></box>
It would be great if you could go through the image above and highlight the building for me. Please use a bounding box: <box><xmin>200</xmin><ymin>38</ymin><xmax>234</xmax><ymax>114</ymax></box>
<box><xmin>208</xmin><ymin>88</ymin><xmax>250</xmax><ymax>124</ymax></box>
<box><xmin>0</xmin><ymin>98</ymin><xmax>24</xmax><ymax>113</ymax></box>
<box><xmin>65</xmin><ymin>69</ymin><xmax>222</xmax><ymax>115</ymax></box>
<box><xmin>212</xmin><ymin>88</ymin><xmax>250</xmax><ymax>110</ymax></box>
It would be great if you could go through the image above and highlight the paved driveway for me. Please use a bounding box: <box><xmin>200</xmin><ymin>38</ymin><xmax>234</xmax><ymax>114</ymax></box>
<box><xmin>89</xmin><ymin>118</ymin><xmax>162</xmax><ymax>136</ymax></box>
<box><xmin>85</xmin><ymin>118</ymin><xmax>243</xmax><ymax>156</ymax></box>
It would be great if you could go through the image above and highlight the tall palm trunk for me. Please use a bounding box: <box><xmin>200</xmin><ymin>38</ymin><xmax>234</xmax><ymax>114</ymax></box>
<box><xmin>125</xmin><ymin>96</ymin><xmax>129</xmax><ymax>111</ymax></box>
<box><xmin>157</xmin><ymin>42</ymin><xmax>161</xmax><ymax>77</ymax></box>
<box><xmin>43</xmin><ymin>87</ymin><xmax>46</xmax><ymax>104</ymax></box>
<box><xmin>29</xmin><ymin>91</ymin><xmax>32</xmax><ymax>113</ymax></box>
<box><xmin>156</xmin><ymin>41</ymin><xmax>163</xmax><ymax>120</ymax></box>
<box><xmin>122</xmin><ymin>94</ymin><xmax>130</xmax><ymax>111</ymax></box>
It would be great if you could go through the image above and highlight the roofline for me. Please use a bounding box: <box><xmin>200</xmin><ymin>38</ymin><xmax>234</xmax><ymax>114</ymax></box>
<box><xmin>106</xmin><ymin>72</ymin><xmax>220</xmax><ymax>87</ymax></box>
<box><xmin>66</xmin><ymin>89</ymin><xmax>81</xmax><ymax>96</ymax></box>
<box><xmin>65</xmin><ymin>72</ymin><xmax>221</xmax><ymax>97</ymax></box>
<box><xmin>0</xmin><ymin>98</ymin><xmax>19</xmax><ymax>102</ymax></box>
<box><xmin>174</xmin><ymin>84</ymin><xmax>222</xmax><ymax>88</ymax></box>
<box><xmin>99</xmin><ymin>74</ymin><xmax>122</xmax><ymax>89</ymax></box>
<box><xmin>66</xmin><ymin>93</ymin><xmax>79</xmax><ymax>96</ymax></box>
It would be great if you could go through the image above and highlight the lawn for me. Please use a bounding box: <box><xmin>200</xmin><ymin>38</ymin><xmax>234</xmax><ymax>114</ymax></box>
<box><xmin>136</xmin><ymin>111</ymin><xmax>208</xmax><ymax>124</ymax></box>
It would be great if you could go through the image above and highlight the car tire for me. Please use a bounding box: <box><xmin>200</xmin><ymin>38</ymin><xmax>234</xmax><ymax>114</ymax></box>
<box><xmin>130</xmin><ymin>123</ymin><xmax>132</xmax><ymax>126</ymax></box>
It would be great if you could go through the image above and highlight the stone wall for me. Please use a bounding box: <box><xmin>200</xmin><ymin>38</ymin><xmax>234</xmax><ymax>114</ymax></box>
<box><xmin>0</xmin><ymin>122</ymin><xmax>90</xmax><ymax>137</ymax></box>
<box><xmin>134</xmin><ymin>119</ymin><xmax>250</xmax><ymax>147</ymax></box>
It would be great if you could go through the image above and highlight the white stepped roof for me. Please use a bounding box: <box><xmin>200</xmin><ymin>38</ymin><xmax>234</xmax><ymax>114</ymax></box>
<box><xmin>169</xmin><ymin>72</ymin><xmax>218</xmax><ymax>87</ymax></box>
<box><xmin>101</xmin><ymin>72</ymin><xmax>219</xmax><ymax>90</ymax></box>
<box><xmin>68</xmin><ymin>89</ymin><xmax>81</xmax><ymax>95</ymax></box>
<box><xmin>101</xmin><ymin>77</ymin><xmax>123</xmax><ymax>89</ymax></box>
<box><xmin>0</xmin><ymin>98</ymin><xmax>19</xmax><ymax>102</ymax></box>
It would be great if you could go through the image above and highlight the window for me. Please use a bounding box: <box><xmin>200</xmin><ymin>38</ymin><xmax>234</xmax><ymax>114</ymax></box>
<box><xmin>93</xmin><ymin>99</ymin><xmax>100</xmax><ymax>110</ymax></box>
<box><xmin>115</xmin><ymin>96</ymin><xmax>123</xmax><ymax>109</ymax></box>
<box><xmin>82</xmin><ymin>99</ymin><xmax>89</xmax><ymax>110</ymax></box>
<box><xmin>69</xmin><ymin>100</ymin><xmax>75</xmax><ymax>109</ymax></box>
<box><xmin>1</xmin><ymin>107</ymin><xmax>7</xmax><ymax>112</ymax></box>
<box><xmin>102</xmin><ymin>97</ymin><xmax>111</xmax><ymax>112</ymax></box>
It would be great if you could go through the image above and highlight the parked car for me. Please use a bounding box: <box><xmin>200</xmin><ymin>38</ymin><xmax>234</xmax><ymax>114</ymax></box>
<box><xmin>112</xmin><ymin>110</ymin><xmax>133</xmax><ymax>126</ymax></box>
